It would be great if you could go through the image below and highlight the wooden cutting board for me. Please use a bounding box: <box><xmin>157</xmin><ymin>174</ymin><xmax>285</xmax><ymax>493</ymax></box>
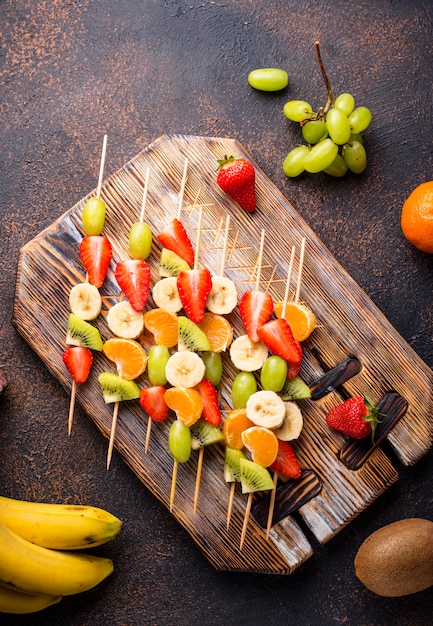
<box><xmin>12</xmin><ymin>134</ymin><xmax>433</xmax><ymax>574</ymax></box>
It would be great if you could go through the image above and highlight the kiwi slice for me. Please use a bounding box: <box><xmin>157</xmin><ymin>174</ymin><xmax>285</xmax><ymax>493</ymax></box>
<box><xmin>280</xmin><ymin>375</ymin><xmax>311</xmax><ymax>401</ymax></box>
<box><xmin>190</xmin><ymin>418</ymin><xmax>224</xmax><ymax>450</ymax></box>
<box><xmin>159</xmin><ymin>248</ymin><xmax>191</xmax><ymax>277</ymax></box>
<box><xmin>98</xmin><ymin>372</ymin><xmax>140</xmax><ymax>404</ymax></box>
<box><xmin>66</xmin><ymin>313</ymin><xmax>103</xmax><ymax>351</ymax></box>
<box><xmin>224</xmin><ymin>447</ymin><xmax>247</xmax><ymax>483</ymax></box>
<box><xmin>178</xmin><ymin>316</ymin><xmax>211</xmax><ymax>352</ymax></box>
<box><xmin>240</xmin><ymin>458</ymin><xmax>275</xmax><ymax>494</ymax></box>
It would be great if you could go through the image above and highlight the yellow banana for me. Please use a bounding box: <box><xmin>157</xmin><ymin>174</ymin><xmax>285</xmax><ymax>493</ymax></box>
<box><xmin>0</xmin><ymin>520</ymin><xmax>114</xmax><ymax>596</ymax></box>
<box><xmin>0</xmin><ymin>495</ymin><xmax>122</xmax><ymax>549</ymax></box>
<box><xmin>0</xmin><ymin>581</ymin><xmax>62</xmax><ymax>614</ymax></box>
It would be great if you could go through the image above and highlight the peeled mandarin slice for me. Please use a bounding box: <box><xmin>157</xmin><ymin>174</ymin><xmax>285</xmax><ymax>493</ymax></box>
<box><xmin>222</xmin><ymin>409</ymin><xmax>254</xmax><ymax>449</ymax></box>
<box><xmin>143</xmin><ymin>308</ymin><xmax>178</xmax><ymax>348</ymax></box>
<box><xmin>241</xmin><ymin>426</ymin><xmax>279</xmax><ymax>467</ymax></box>
<box><xmin>198</xmin><ymin>312</ymin><xmax>233</xmax><ymax>352</ymax></box>
<box><xmin>164</xmin><ymin>387</ymin><xmax>204</xmax><ymax>427</ymax></box>
<box><xmin>274</xmin><ymin>301</ymin><xmax>317</xmax><ymax>342</ymax></box>
<box><xmin>102</xmin><ymin>338</ymin><xmax>147</xmax><ymax>380</ymax></box>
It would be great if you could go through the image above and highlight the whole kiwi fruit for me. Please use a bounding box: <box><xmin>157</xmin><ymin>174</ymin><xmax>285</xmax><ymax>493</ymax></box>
<box><xmin>354</xmin><ymin>518</ymin><xmax>433</xmax><ymax>597</ymax></box>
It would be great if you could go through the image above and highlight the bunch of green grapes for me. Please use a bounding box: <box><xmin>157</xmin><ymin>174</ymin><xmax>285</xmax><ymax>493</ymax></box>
<box><xmin>282</xmin><ymin>93</ymin><xmax>372</xmax><ymax>178</ymax></box>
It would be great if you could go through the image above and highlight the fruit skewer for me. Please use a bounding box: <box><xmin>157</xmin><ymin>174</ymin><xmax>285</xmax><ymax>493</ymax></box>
<box><xmin>239</xmin><ymin>229</ymin><xmax>269</xmax><ymax>550</ymax></box>
<box><xmin>265</xmin><ymin>243</ymin><xmax>297</xmax><ymax>538</ymax></box>
<box><xmin>64</xmin><ymin>134</ymin><xmax>108</xmax><ymax>435</ymax></box>
<box><xmin>104</xmin><ymin>172</ymin><xmax>153</xmax><ymax>469</ymax></box>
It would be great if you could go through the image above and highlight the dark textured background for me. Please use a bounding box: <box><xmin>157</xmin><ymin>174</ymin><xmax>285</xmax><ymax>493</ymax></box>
<box><xmin>1</xmin><ymin>1</ymin><xmax>433</xmax><ymax>624</ymax></box>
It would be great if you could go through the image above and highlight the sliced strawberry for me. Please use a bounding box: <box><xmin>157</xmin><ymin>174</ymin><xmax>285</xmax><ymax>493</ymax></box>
<box><xmin>257</xmin><ymin>318</ymin><xmax>302</xmax><ymax>366</ymax></box>
<box><xmin>177</xmin><ymin>268</ymin><xmax>212</xmax><ymax>324</ymax></box>
<box><xmin>216</xmin><ymin>155</ymin><xmax>256</xmax><ymax>212</ymax></box>
<box><xmin>62</xmin><ymin>346</ymin><xmax>93</xmax><ymax>384</ymax></box>
<box><xmin>79</xmin><ymin>235</ymin><xmax>112</xmax><ymax>288</ymax></box>
<box><xmin>269</xmin><ymin>440</ymin><xmax>301</xmax><ymax>479</ymax></box>
<box><xmin>157</xmin><ymin>219</ymin><xmax>195</xmax><ymax>266</ymax></box>
<box><xmin>239</xmin><ymin>290</ymin><xmax>273</xmax><ymax>343</ymax></box>
<box><xmin>139</xmin><ymin>386</ymin><xmax>169</xmax><ymax>422</ymax></box>
<box><xmin>194</xmin><ymin>378</ymin><xmax>222</xmax><ymax>426</ymax></box>
<box><xmin>114</xmin><ymin>259</ymin><xmax>150</xmax><ymax>311</ymax></box>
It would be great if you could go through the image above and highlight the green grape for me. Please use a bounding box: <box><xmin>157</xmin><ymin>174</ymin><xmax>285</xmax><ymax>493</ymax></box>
<box><xmin>349</xmin><ymin>133</ymin><xmax>363</xmax><ymax>144</ymax></box>
<box><xmin>348</xmin><ymin>106</ymin><xmax>372</xmax><ymax>134</ymax></box>
<box><xmin>334</xmin><ymin>93</ymin><xmax>355</xmax><ymax>116</ymax></box>
<box><xmin>129</xmin><ymin>222</ymin><xmax>152</xmax><ymax>260</ymax></box>
<box><xmin>147</xmin><ymin>345</ymin><xmax>170</xmax><ymax>386</ymax></box>
<box><xmin>168</xmin><ymin>420</ymin><xmax>191</xmax><ymax>463</ymax></box>
<box><xmin>303</xmin><ymin>138</ymin><xmax>339</xmax><ymax>173</ymax></box>
<box><xmin>301</xmin><ymin>119</ymin><xmax>328</xmax><ymax>144</ymax></box>
<box><xmin>324</xmin><ymin>153</ymin><xmax>348</xmax><ymax>177</ymax></box>
<box><xmin>343</xmin><ymin>141</ymin><xmax>367</xmax><ymax>174</ymax></box>
<box><xmin>260</xmin><ymin>356</ymin><xmax>288</xmax><ymax>392</ymax></box>
<box><xmin>283</xmin><ymin>145</ymin><xmax>309</xmax><ymax>178</ymax></box>
<box><xmin>248</xmin><ymin>68</ymin><xmax>288</xmax><ymax>92</ymax></box>
<box><xmin>231</xmin><ymin>371</ymin><xmax>257</xmax><ymax>409</ymax></box>
<box><xmin>325</xmin><ymin>107</ymin><xmax>351</xmax><ymax>145</ymax></box>
<box><xmin>283</xmin><ymin>100</ymin><xmax>313</xmax><ymax>122</ymax></box>
<box><xmin>202</xmin><ymin>351</ymin><xmax>223</xmax><ymax>386</ymax></box>
<box><xmin>82</xmin><ymin>197</ymin><xmax>106</xmax><ymax>235</ymax></box>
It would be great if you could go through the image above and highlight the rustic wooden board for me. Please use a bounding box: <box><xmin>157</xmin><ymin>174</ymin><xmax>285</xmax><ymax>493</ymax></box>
<box><xmin>12</xmin><ymin>134</ymin><xmax>433</xmax><ymax>574</ymax></box>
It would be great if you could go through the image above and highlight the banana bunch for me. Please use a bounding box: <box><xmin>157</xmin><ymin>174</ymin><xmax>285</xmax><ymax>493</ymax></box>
<box><xmin>0</xmin><ymin>495</ymin><xmax>122</xmax><ymax>615</ymax></box>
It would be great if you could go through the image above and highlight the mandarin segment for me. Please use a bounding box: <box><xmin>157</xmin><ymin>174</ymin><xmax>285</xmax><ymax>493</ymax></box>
<box><xmin>143</xmin><ymin>308</ymin><xmax>178</xmax><ymax>347</ymax></box>
<box><xmin>198</xmin><ymin>312</ymin><xmax>233</xmax><ymax>352</ymax></box>
<box><xmin>164</xmin><ymin>387</ymin><xmax>204</xmax><ymax>427</ymax></box>
<box><xmin>222</xmin><ymin>409</ymin><xmax>254</xmax><ymax>449</ymax></box>
<box><xmin>241</xmin><ymin>426</ymin><xmax>279</xmax><ymax>467</ymax></box>
<box><xmin>102</xmin><ymin>338</ymin><xmax>147</xmax><ymax>380</ymax></box>
<box><xmin>274</xmin><ymin>301</ymin><xmax>317</xmax><ymax>342</ymax></box>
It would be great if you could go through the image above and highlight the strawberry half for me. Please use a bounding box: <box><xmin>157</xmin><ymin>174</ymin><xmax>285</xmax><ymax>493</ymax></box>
<box><xmin>157</xmin><ymin>219</ymin><xmax>195</xmax><ymax>266</ymax></box>
<box><xmin>216</xmin><ymin>155</ymin><xmax>256</xmax><ymax>212</ymax></box>
<box><xmin>269</xmin><ymin>440</ymin><xmax>301</xmax><ymax>479</ymax></box>
<box><xmin>239</xmin><ymin>290</ymin><xmax>273</xmax><ymax>343</ymax></box>
<box><xmin>326</xmin><ymin>395</ymin><xmax>380</xmax><ymax>441</ymax></box>
<box><xmin>194</xmin><ymin>378</ymin><xmax>222</xmax><ymax>426</ymax></box>
<box><xmin>257</xmin><ymin>318</ymin><xmax>302</xmax><ymax>371</ymax></box>
<box><xmin>114</xmin><ymin>259</ymin><xmax>151</xmax><ymax>311</ymax></box>
<box><xmin>177</xmin><ymin>268</ymin><xmax>212</xmax><ymax>324</ymax></box>
<box><xmin>139</xmin><ymin>386</ymin><xmax>169</xmax><ymax>422</ymax></box>
<box><xmin>79</xmin><ymin>235</ymin><xmax>112</xmax><ymax>288</ymax></box>
<box><xmin>62</xmin><ymin>346</ymin><xmax>93</xmax><ymax>384</ymax></box>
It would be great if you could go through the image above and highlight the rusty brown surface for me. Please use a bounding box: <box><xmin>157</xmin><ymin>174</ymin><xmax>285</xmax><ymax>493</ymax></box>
<box><xmin>1</xmin><ymin>1</ymin><xmax>433</xmax><ymax>624</ymax></box>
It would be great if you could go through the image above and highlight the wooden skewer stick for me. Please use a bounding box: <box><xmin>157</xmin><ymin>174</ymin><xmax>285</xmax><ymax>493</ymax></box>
<box><xmin>219</xmin><ymin>214</ymin><xmax>230</xmax><ymax>277</ymax></box>
<box><xmin>177</xmin><ymin>158</ymin><xmax>188</xmax><ymax>220</ymax></box>
<box><xmin>144</xmin><ymin>417</ymin><xmax>152</xmax><ymax>455</ymax></box>
<box><xmin>240</xmin><ymin>492</ymin><xmax>253</xmax><ymax>550</ymax></box>
<box><xmin>227</xmin><ymin>482</ymin><xmax>236</xmax><ymax>530</ymax></box>
<box><xmin>266</xmin><ymin>245</ymin><xmax>296</xmax><ymax>538</ymax></box>
<box><xmin>193</xmin><ymin>446</ymin><xmax>205</xmax><ymax>515</ymax></box>
<box><xmin>255</xmin><ymin>229</ymin><xmax>265</xmax><ymax>292</ymax></box>
<box><xmin>193</xmin><ymin>204</ymin><xmax>204</xmax><ymax>270</ymax></box>
<box><xmin>69</xmin><ymin>134</ymin><xmax>108</xmax><ymax>436</ymax></box>
<box><xmin>96</xmin><ymin>134</ymin><xmax>108</xmax><ymax>199</ymax></box>
<box><xmin>170</xmin><ymin>459</ymin><xmax>179</xmax><ymax>512</ymax></box>
<box><xmin>294</xmin><ymin>237</ymin><xmax>306</xmax><ymax>304</ymax></box>
<box><xmin>139</xmin><ymin>167</ymin><xmax>150</xmax><ymax>223</ymax></box>
<box><xmin>106</xmin><ymin>401</ymin><xmax>119</xmax><ymax>470</ymax></box>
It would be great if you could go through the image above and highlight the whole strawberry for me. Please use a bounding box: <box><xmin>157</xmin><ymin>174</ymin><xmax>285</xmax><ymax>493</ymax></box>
<box><xmin>326</xmin><ymin>396</ymin><xmax>380</xmax><ymax>441</ymax></box>
<box><xmin>216</xmin><ymin>155</ymin><xmax>256</xmax><ymax>212</ymax></box>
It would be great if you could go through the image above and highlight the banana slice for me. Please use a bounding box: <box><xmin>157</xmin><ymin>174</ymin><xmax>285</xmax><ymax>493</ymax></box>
<box><xmin>246</xmin><ymin>390</ymin><xmax>286</xmax><ymax>429</ymax></box>
<box><xmin>69</xmin><ymin>282</ymin><xmax>102</xmax><ymax>320</ymax></box>
<box><xmin>152</xmin><ymin>277</ymin><xmax>183</xmax><ymax>313</ymax></box>
<box><xmin>229</xmin><ymin>334</ymin><xmax>268</xmax><ymax>372</ymax></box>
<box><xmin>165</xmin><ymin>350</ymin><xmax>205</xmax><ymax>388</ymax></box>
<box><xmin>274</xmin><ymin>401</ymin><xmax>303</xmax><ymax>440</ymax></box>
<box><xmin>107</xmin><ymin>301</ymin><xmax>144</xmax><ymax>339</ymax></box>
<box><xmin>206</xmin><ymin>276</ymin><xmax>238</xmax><ymax>315</ymax></box>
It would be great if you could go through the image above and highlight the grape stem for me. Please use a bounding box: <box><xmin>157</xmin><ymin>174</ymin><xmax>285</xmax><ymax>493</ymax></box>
<box><xmin>314</xmin><ymin>40</ymin><xmax>334</xmax><ymax>112</ymax></box>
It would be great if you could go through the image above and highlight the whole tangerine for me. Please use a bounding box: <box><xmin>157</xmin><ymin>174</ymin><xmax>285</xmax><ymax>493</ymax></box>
<box><xmin>401</xmin><ymin>181</ymin><xmax>433</xmax><ymax>253</ymax></box>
